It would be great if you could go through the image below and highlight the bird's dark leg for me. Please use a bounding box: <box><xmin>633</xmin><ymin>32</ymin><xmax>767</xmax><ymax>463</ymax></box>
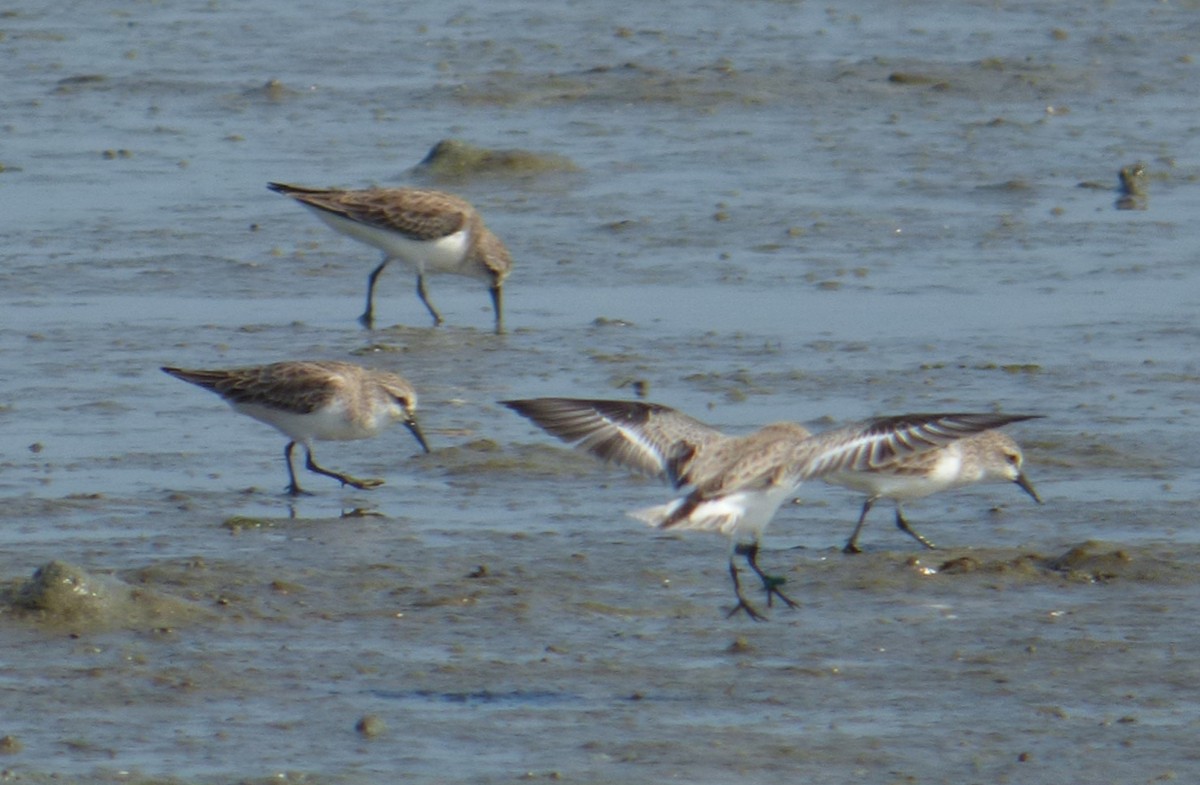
<box><xmin>359</xmin><ymin>257</ymin><xmax>391</xmax><ymax>329</ymax></box>
<box><xmin>738</xmin><ymin>542</ymin><xmax>799</xmax><ymax>609</ymax></box>
<box><xmin>895</xmin><ymin>504</ymin><xmax>937</xmax><ymax>550</ymax></box>
<box><xmin>416</xmin><ymin>273</ymin><xmax>443</xmax><ymax>326</ymax></box>
<box><xmin>489</xmin><ymin>283</ymin><xmax>504</xmax><ymax>335</ymax></box>
<box><xmin>284</xmin><ymin>441</ymin><xmax>308</xmax><ymax>497</ymax></box>
<box><xmin>843</xmin><ymin>498</ymin><xmax>876</xmax><ymax>554</ymax></box>
<box><xmin>304</xmin><ymin>446</ymin><xmax>384</xmax><ymax>491</ymax></box>
<box><xmin>725</xmin><ymin>554</ymin><xmax>767</xmax><ymax>622</ymax></box>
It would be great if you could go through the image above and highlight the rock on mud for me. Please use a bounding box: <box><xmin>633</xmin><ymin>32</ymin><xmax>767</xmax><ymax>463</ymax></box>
<box><xmin>412</xmin><ymin>138</ymin><xmax>579</xmax><ymax>181</ymax></box>
<box><xmin>3</xmin><ymin>560</ymin><xmax>208</xmax><ymax>631</ymax></box>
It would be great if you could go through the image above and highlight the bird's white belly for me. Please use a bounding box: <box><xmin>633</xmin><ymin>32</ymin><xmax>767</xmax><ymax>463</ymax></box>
<box><xmin>309</xmin><ymin>209</ymin><xmax>473</xmax><ymax>275</ymax></box>
<box><xmin>824</xmin><ymin>454</ymin><xmax>964</xmax><ymax>501</ymax></box>
<box><xmin>233</xmin><ymin>401</ymin><xmax>379</xmax><ymax>443</ymax></box>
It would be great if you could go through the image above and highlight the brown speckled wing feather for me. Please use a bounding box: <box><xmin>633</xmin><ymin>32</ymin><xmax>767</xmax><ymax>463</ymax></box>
<box><xmin>269</xmin><ymin>183</ymin><xmax>470</xmax><ymax>241</ymax></box>
<box><xmin>162</xmin><ymin>363</ymin><xmax>339</xmax><ymax>415</ymax></box>
<box><xmin>501</xmin><ymin>398</ymin><xmax>726</xmax><ymax>487</ymax></box>
<box><xmin>681</xmin><ymin>428</ymin><xmax>806</xmax><ymax>497</ymax></box>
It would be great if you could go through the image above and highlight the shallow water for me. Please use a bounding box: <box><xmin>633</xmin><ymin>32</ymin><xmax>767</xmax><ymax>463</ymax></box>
<box><xmin>2</xmin><ymin>0</ymin><xmax>1200</xmax><ymax>782</ymax></box>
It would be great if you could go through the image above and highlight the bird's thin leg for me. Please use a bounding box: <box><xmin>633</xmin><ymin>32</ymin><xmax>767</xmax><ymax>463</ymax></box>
<box><xmin>304</xmin><ymin>446</ymin><xmax>384</xmax><ymax>491</ymax></box>
<box><xmin>489</xmin><ymin>283</ymin><xmax>504</xmax><ymax>335</ymax></box>
<box><xmin>416</xmin><ymin>273</ymin><xmax>443</xmax><ymax>326</ymax></box>
<box><xmin>738</xmin><ymin>542</ymin><xmax>799</xmax><ymax>609</ymax></box>
<box><xmin>359</xmin><ymin>257</ymin><xmax>391</xmax><ymax>329</ymax></box>
<box><xmin>725</xmin><ymin>554</ymin><xmax>767</xmax><ymax>622</ymax></box>
<box><xmin>284</xmin><ymin>441</ymin><xmax>307</xmax><ymax>497</ymax></box>
<box><xmin>843</xmin><ymin>498</ymin><xmax>876</xmax><ymax>554</ymax></box>
<box><xmin>895</xmin><ymin>504</ymin><xmax>937</xmax><ymax>550</ymax></box>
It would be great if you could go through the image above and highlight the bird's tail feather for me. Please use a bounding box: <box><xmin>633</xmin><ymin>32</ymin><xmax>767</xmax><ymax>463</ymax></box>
<box><xmin>628</xmin><ymin>502</ymin><xmax>678</xmax><ymax>528</ymax></box>
<box><xmin>627</xmin><ymin>499</ymin><xmax>738</xmax><ymax>535</ymax></box>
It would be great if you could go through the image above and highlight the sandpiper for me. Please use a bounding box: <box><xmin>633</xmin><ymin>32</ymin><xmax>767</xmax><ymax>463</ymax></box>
<box><xmin>825</xmin><ymin>428</ymin><xmax>1042</xmax><ymax>554</ymax></box>
<box><xmin>268</xmin><ymin>182</ymin><xmax>512</xmax><ymax>333</ymax></box>
<box><xmin>502</xmin><ymin>397</ymin><xmax>1039</xmax><ymax>620</ymax></box>
<box><xmin>163</xmin><ymin>360</ymin><xmax>430</xmax><ymax>495</ymax></box>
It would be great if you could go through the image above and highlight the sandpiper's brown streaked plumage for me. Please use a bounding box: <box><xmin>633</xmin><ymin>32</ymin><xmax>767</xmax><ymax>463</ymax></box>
<box><xmin>163</xmin><ymin>360</ymin><xmax>429</xmax><ymax>495</ymax></box>
<box><xmin>502</xmin><ymin>397</ymin><xmax>1040</xmax><ymax>621</ymax></box>
<box><xmin>268</xmin><ymin>182</ymin><xmax>512</xmax><ymax>333</ymax></box>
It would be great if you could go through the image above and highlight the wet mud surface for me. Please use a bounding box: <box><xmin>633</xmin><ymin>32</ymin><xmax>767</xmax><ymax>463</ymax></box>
<box><xmin>3</xmin><ymin>0</ymin><xmax>1200</xmax><ymax>782</ymax></box>
<box><xmin>3</xmin><ymin>510</ymin><xmax>1199</xmax><ymax>784</ymax></box>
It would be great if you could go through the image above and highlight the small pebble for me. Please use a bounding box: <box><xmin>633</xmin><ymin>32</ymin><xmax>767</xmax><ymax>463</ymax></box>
<box><xmin>355</xmin><ymin>714</ymin><xmax>386</xmax><ymax>738</ymax></box>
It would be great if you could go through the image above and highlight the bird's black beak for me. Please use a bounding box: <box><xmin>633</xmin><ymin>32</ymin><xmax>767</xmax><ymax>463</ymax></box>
<box><xmin>406</xmin><ymin>416</ymin><xmax>431</xmax><ymax>454</ymax></box>
<box><xmin>1015</xmin><ymin>472</ymin><xmax>1042</xmax><ymax>504</ymax></box>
